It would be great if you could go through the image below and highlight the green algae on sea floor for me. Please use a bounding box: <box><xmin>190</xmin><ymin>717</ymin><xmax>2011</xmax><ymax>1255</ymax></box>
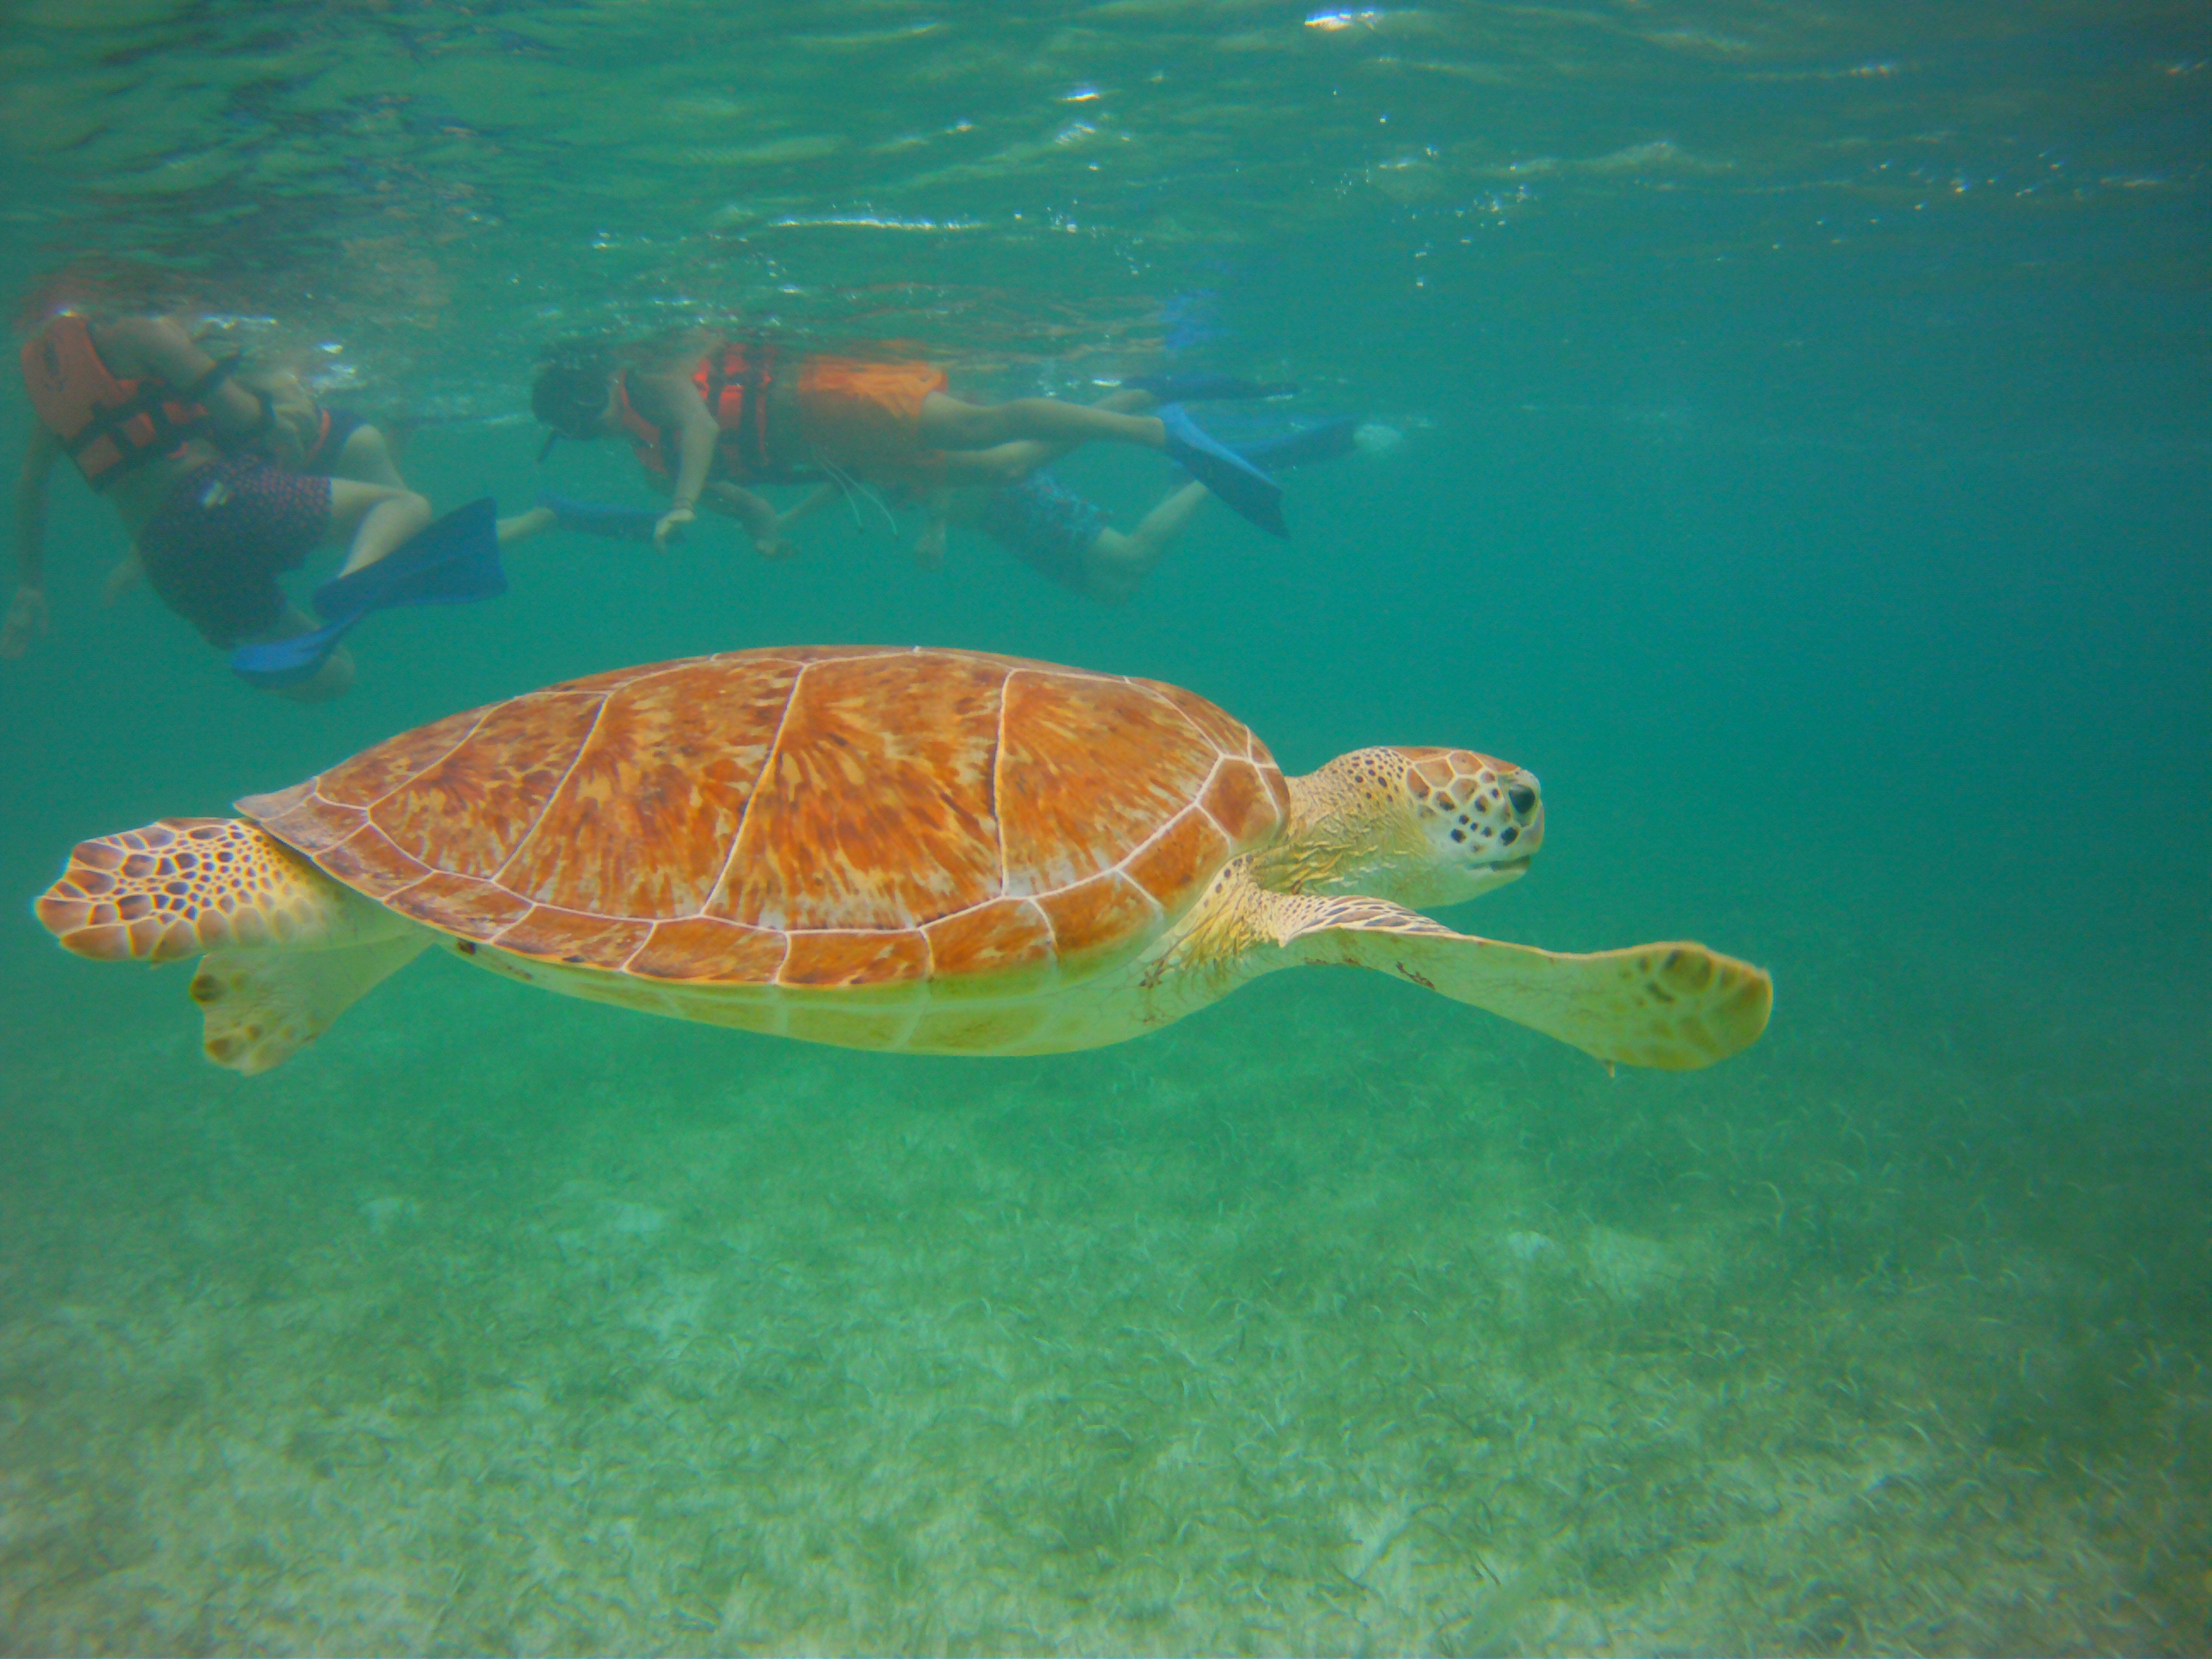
<box><xmin>0</xmin><ymin>947</ymin><xmax>2203</xmax><ymax>1654</ymax></box>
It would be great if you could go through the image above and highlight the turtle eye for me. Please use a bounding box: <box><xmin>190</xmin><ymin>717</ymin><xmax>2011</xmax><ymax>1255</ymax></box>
<box><xmin>1507</xmin><ymin>783</ymin><xmax>1537</xmax><ymax>817</ymax></box>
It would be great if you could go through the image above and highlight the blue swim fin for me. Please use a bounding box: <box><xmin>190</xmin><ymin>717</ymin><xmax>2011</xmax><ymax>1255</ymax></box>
<box><xmin>229</xmin><ymin>619</ymin><xmax>354</xmax><ymax>691</ymax></box>
<box><xmin>538</xmin><ymin>492</ymin><xmax>660</xmax><ymax>542</ymax></box>
<box><xmin>312</xmin><ymin>497</ymin><xmax>504</xmax><ymax>623</ymax></box>
<box><xmin>1123</xmin><ymin>373</ymin><xmax>1296</xmax><ymax>404</ymax></box>
<box><xmin>1159</xmin><ymin>405</ymin><xmax>1288</xmax><ymax>538</ymax></box>
<box><xmin>231</xmin><ymin>498</ymin><xmax>505</xmax><ymax>690</ymax></box>
<box><xmin>1239</xmin><ymin>415</ymin><xmax>1361</xmax><ymax>473</ymax></box>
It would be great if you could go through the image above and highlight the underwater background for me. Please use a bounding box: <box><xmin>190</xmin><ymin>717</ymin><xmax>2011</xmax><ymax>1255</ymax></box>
<box><xmin>1</xmin><ymin>2</ymin><xmax>2206</xmax><ymax>1653</ymax></box>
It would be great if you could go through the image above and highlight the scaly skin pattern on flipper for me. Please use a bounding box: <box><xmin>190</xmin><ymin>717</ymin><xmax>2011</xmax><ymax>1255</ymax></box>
<box><xmin>36</xmin><ymin>818</ymin><xmax>369</xmax><ymax>962</ymax></box>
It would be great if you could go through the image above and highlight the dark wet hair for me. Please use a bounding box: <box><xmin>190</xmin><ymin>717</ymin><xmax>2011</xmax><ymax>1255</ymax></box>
<box><xmin>531</xmin><ymin>357</ymin><xmax>614</xmax><ymax>437</ymax></box>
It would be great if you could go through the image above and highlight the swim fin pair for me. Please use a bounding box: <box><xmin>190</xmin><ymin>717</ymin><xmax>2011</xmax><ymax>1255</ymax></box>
<box><xmin>1159</xmin><ymin>404</ymin><xmax>1288</xmax><ymax>538</ymax></box>
<box><xmin>230</xmin><ymin>498</ymin><xmax>505</xmax><ymax>691</ymax></box>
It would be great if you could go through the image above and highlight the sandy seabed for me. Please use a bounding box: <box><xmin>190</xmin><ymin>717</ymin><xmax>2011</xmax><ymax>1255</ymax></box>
<box><xmin>2</xmin><ymin>927</ymin><xmax>2205</xmax><ymax>1658</ymax></box>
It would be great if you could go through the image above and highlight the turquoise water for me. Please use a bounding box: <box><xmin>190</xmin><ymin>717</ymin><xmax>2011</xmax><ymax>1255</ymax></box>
<box><xmin>2</xmin><ymin>3</ymin><xmax>2207</xmax><ymax>1652</ymax></box>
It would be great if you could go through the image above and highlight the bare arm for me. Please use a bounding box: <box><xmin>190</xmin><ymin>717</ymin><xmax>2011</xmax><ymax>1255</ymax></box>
<box><xmin>634</xmin><ymin>367</ymin><xmax>720</xmax><ymax>550</ymax></box>
<box><xmin>237</xmin><ymin>370</ymin><xmax>315</xmax><ymax>469</ymax></box>
<box><xmin>774</xmin><ymin>481</ymin><xmax>839</xmax><ymax>530</ymax></box>
<box><xmin>3</xmin><ymin>425</ymin><xmax>58</xmax><ymax>658</ymax></box>
<box><xmin>111</xmin><ymin>316</ymin><xmax>269</xmax><ymax>442</ymax></box>
<box><xmin>703</xmin><ymin>481</ymin><xmax>798</xmax><ymax>560</ymax></box>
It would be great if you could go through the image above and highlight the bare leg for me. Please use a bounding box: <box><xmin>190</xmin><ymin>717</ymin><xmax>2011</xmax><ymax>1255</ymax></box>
<box><xmin>497</xmin><ymin>507</ymin><xmax>556</xmax><ymax>546</ymax></box>
<box><xmin>1082</xmin><ymin>479</ymin><xmax>1211</xmax><ymax>602</ymax></box>
<box><xmin>283</xmin><ymin>644</ymin><xmax>356</xmax><ymax>703</ymax></box>
<box><xmin>334</xmin><ymin>427</ymin><xmax>408</xmax><ymax>490</ymax></box>
<box><xmin>943</xmin><ymin>387</ymin><xmax>1164</xmax><ymax>481</ymax></box>
<box><xmin>242</xmin><ymin>602</ymin><xmax>357</xmax><ymax>703</ymax></box>
<box><xmin>940</xmin><ymin>444</ymin><xmax>1055</xmax><ymax>486</ymax></box>
<box><xmin>326</xmin><ymin>479</ymin><xmax>432</xmax><ymax>577</ymax></box>
<box><xmin>917</xmin><ymin>393</ymin><xmax>1165</xmax><ymax>455</ymax></box>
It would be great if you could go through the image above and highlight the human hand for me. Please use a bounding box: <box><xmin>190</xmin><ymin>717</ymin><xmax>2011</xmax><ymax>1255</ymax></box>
<box><xmin>1</xmin><ymin>585</ymin><xmax>48</xmax><ymax>659</ymax></box>
<box><xmin>239</xmin><ymin>373</ymin><xmax>314</xmax><ymax>469</ymax></box>
<box><xmin>754</xmin><ymin>534</ymin><xmax>800</xmax><ymax>562</ymax></box>
<box><xmin>264</xmin><ymin>406</ymin><xmax>313</xmax><ymax>471</ymax></box>
<box><xmin>653</xmin><ymin>506</ymin><xmax>696</xmax><ymax>550</ymax></box>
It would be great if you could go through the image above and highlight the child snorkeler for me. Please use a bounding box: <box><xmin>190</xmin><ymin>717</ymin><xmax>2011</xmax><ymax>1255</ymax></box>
<box><xmin>529</xmin><ymin>331</ymin><xmax>1292</xmax><ymax>554</ymax></box>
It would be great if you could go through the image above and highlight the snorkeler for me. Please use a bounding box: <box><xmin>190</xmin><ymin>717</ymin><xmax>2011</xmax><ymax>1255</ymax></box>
<box><xmin>94</xmin><ymin>364</ymin><xmax>414</xmax><ymax>608</ymax></box>
<box><xmin>874</xmin><ymin>384</ymin><xmax>1375</xmax><ymax>602</ymax></box>
<box><xmin>529</xmin><ymin>334</ymin><xmax>1291</xmax><ymax>554</ymax></box>
<box><xmin>6</xmin><ymin>311</ymin><xmax>502</xmax><ymax>701</ymax></box>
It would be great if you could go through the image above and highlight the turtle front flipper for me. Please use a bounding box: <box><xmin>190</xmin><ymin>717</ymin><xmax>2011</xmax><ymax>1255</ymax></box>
<box><xmin>1190</xmin><ymin>862</ymin><xmax>1771</xmax><ymax>1070</ymax></box>
<box><xmin>36</xmin><ymin>817</ymin><xmax>428</xmax><ymax>1074</ymax></box>
<box><xmin>1322</xmin><ymin>923</ymin><xmax>1770</xmax><ymax>1071</ymax></box>
<box><xmin>189</xmin><ymin>932</ymin><xmax>429</xmax><ymax>1074</ymax></box>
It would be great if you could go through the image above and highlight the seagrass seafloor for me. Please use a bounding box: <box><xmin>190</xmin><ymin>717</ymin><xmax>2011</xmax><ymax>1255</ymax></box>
<box><xmin>0</xmin><ymin>869</ymin><xmax>2205</xmax><ymax>1655</ymax></box>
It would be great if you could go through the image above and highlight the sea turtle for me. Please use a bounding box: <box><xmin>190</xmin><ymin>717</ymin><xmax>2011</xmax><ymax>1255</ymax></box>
<box><xmin>33</xmin><ymin>646</ymin><xmax>1770</xmax><ymax>1076</ymax></box>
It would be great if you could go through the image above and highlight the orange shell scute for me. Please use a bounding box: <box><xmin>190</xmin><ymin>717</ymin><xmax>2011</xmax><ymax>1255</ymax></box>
<box><xmin>504</xmin><ymin>658</ymin><xmax>799</xmax><ymax>915</ymax></box>
<box><xmin>709</xmin><ymin>650</ymin><xmax>1005</xmax><ymax>931</ymax></box>
<box><xmin>383</xmin><ymin>871</ymin><xmax>531</xmax><ymax>941</ymax></box>
<box><xmin>1125</xmin><ymin>810</ymin><xmax>1232</xmax><ymax>904</ymax></box>
<box><xmin>779</xmin><ymin>928</ymin><xmax>931</xmax><ymax>989</ymax></box>
<box><xmin>629</xmin><ymin>917</ymin><xmax>788</xmax><ymax>984</ymax></box>
<box><xmin>1147</xmin><ymin>679</ymin><xmax>1254</xmax><ymax>758</ymax></box>
<box><xmin>260</xmin><ymin>648</ymin><xmax>1282</xmax><ymax>987</ymax></box>
<box><xmin>371</xmin><ymin>691</ymin><xmax>604</xmax><ymax>879</ymax></box>
<box><xmin>922</xmin><ymin>899</ymin><xmax>1058</xmax><ymax>993</ymax></box>
<box><xmin>317</xmin><ymin>825</ymin><xmax>431</xmax><ymax>900</ymax></box>
<box><xmin>244</xmin><ymin>786</ymin><xmax>364</xmax><ymax>853</ymax></box>
<box><xmin>997</xmin><ymin>670</ymin><xmax>1218</xmax><ymax>898</ymax></box>
<box><xmin>317</xmin><ymin>707</ymin><xmax>485</xmax><ymax>808</ymax></box>
<box><xmin>497</xmin><ymin>907</ymin><xmax>654</xmax><ymax>965</ymax></box>
<box><xmin>1036</xmin><ymin>871</ymin><xmax>1161</xmax><ymax>963</ymax></box>
<box><xmin>1200</xmin><ymin>759</ymin><xmax>1276</xmax><ymax>847</ymax></box>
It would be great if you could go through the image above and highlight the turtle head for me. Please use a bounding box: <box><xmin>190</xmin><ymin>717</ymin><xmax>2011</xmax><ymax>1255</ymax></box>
<box><xmin>1264</xmin><ymin>745</ymin><xmax>1543</xmax><ymax>908</ymax></box>
<box><xmin>1390</xmin><ymin>745</ymin><xmax>1544</xmax><ymax>906</ymax></box>
<box><xmin>1389</xmin><ymin>752</ymin><xmax>1548</xmax><ymax>911</ymax></box>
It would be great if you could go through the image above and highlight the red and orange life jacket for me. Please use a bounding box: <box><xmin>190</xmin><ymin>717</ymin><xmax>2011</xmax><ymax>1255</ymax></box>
<box><xmin>18</xmin><ymin>314</ymin><xmax>220</xmax><ymax>491</ymax></box>
<box><xmin>614</xmin><ymin>340</ymin><xmax>785</xmax><ymax>481</ymax></box>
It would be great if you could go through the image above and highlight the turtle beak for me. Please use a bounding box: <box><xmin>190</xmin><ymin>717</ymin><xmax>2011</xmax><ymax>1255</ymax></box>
<box><xmin>1486</xmin><ymin>777</ymin><xmax>1543</xmax><ymax>862</ymax></box>
<box><xmin>1516</xmin><ymin>802</ymin><xmax>1544</xmax><ymax>855</ymax></box>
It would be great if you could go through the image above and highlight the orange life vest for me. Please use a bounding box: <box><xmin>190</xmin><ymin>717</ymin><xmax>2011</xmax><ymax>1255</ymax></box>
<box><xmin>614</xmin><ymin>341</ymin><xmax>785</xmax><ymax>481</ymax></box>
<box><xmin>18</xmin><ymin>314</ymin><xmax>218</xmax><ymax>491</ymax></box>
